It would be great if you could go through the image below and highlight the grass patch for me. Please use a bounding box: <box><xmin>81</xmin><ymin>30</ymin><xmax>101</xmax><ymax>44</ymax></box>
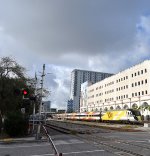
<box><xmin>0</xmin><ymin>132</ymin><xmax>9</xmax><ymax>139</ymax></box>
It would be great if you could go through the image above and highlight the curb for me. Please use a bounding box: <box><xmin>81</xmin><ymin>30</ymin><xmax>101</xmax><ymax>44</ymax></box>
<box><xmin>0</xmin><ymin>138</ymin><xmax>47</xmax><ymax>144</ymax></box>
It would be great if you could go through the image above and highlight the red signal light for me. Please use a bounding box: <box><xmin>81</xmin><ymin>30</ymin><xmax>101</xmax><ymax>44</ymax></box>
<box><xmin>23</xmin><ymin>90</ymin><xmax>27</xmax><ymax>95</ymax></box>
<box><xmin>22</xmin><ymin>89</ymin><xmax>28</xmax><ymax>95</ymax></box>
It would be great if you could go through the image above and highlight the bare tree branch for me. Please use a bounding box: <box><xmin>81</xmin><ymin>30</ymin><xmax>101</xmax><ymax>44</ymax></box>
<box><xmin>0</xmin><ymin>56</ymin><xmax>26</xmax><ymax>79</ymax></box>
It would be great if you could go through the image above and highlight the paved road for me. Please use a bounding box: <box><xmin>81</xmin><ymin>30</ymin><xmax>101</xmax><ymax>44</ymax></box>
<box><xmin>0</xmin><ymin>134</ymin><xmax>113</xmax><ymax>156</ymax></box>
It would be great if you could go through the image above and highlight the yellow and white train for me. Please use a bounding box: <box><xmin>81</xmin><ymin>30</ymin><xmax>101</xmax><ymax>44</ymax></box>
<box><xmin>55</xmin><ymin>109</ymin><xmax>142</xmax><ymax>123</ymax></box>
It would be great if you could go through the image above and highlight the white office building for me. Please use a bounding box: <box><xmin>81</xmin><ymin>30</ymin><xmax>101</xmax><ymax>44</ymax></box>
<box><xmin>80</xmin><ymin>81</ymin><xmax>92</xmax><ymax>112</ymax></box>
<box><xmin>69</xmin><ymin>69</ymin><xmax>113</xmax><ymax>112</ymax></box>
<box><xmin>80</xmin><ymin>60</ymin><xmax>150</xmax><ymax>119</ymax></box>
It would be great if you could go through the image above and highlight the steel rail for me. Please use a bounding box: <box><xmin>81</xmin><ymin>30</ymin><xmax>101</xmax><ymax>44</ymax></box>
<box><xmin>45</xmin><ymin>124</ymin><xmax>71</xmax><ymax>134</ymax></box>
<box><xmin>77</xmin><ymin>134</ymin><xmax>145</xmax><ymax>156</ymax></box>
<box><xmin>42</xmin><ymin>124</ymin><xmax>62</xmax><ymax>156</ymax></box>
<box><xmin>92</xmin><ymin>133</ymin><xmax>150</xmax><ymax>150</ymax></box>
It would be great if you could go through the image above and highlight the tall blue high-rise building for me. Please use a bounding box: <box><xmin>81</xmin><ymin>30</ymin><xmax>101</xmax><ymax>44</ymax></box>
<box><xmin>67</xmin><ymin>99</ymin><xmax>73</xmax><ymax>113</ymax></box>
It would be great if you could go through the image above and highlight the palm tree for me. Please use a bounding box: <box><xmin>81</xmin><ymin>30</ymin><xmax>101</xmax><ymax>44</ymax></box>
<box><xmin>110</xmin><ymin>106</ymin><xmax>113</xmax><ymax>110</ymax></box>
<box><xmin>138</xmin><ymin>102</ymin><xmax>150</xmax><ymax>121</ymax></box>
<box><xmin>132</xmin><ymin>103</ymin><xmax>138</xmax><ymax>110</ymax></box>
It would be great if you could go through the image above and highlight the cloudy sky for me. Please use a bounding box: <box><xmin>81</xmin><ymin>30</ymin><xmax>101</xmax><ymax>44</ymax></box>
<box><xmin>0</xmin><ymin>0</ymin><xmax>150</xmax><ymax>109</ymax></box>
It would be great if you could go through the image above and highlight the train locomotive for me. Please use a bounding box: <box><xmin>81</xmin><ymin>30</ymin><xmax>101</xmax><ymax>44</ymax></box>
<box><xmin>56</xmin><ymin>109</ymin><xmax>142</xmax><ymax>123</ymax></box>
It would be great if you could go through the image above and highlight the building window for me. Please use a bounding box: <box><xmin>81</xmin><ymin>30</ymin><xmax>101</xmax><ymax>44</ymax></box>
<box><xmin>141</xmin><ymin>80</ymin><xmax>143</xmax><ymax>84</ymax></box>
<box><xmin>126</xmin><ymin>94</ymin><xmax>128</xmax><ymax>98</ymax></box>
<box><xmin>121</xmin><ymin>87</ymin><xmax>123</xmax><ymax>90</ymax></box>
<box><xmin>126</xmin><ymin>76</ymin><xmax>128</xmax><ymax>79</ymax></box>
<box><xmin>119</xmin><ymin>96</ymin><xmax>120</xmax><ymax>99</ymax></box>
<box><xmin>145</xmin><ymin>90</ymin><xmax>148</xmax><ymax>94</ymax></box>
<box><xmin>142</xmin><ymin>91</ymin><xmax>144</xmax><ymax>95</ymax></box>
<box><xmin>135</xmin><ymin>73</ymin><xmax>136</xmax><ymax>76</ymax></box>
<box><xmin>138</xmin><ymin>81</ymin><xmax>140</xmax><ymax>85</ymax></box>
<box><xmin>116</xmin><ymin>80</ymin><xmax>118</xmax><ymax>83</ymax></box>
<box><xmin>121</xmin><ymin>78</ymin><xmax>123</xmax><ymax>81</ymax></box>
<box><xmin>145</xmin><ymin>69</ymin><xmax>147</xmax><ymax>73</ymax></box>
<box><xmin>126</xmin><ymin>85</ymin><xmax>128</xmax><ymax>88</ymax></box>
<box><xmin>138</xmin><ymin>92</ymin><xmax>140</xmax><ymax>96</ymax></box>
<box><xmin>119</xmin><ymin>79</ymin><xmax>120</xmax><ymax>82</ymax></box>
<box><xmin>135</xmin><ymin>82</ymin><xmax>137</xmax><ymax>86</ymax></box>
<box><xmin>124</xmin><ymin>86</ymin><xmax>125</xmax><ymax>89</ymax></box>
<box><xmin>135</xmin><ymin>92</ymin><xmax>137</xmax><ymax>96</ymax></box>
<box><xmin>124</xmin><ymin>77</ymin><xmax>125</xmax><ymax>80</ymax></box>
<box><xmin>132</xmin><ymin>93</ymin><xmax>134</xmax><ymax>97</ymax></box>
<box><xmin>145</xmin><ymin>79</ymin><xmax>147</xmax><ymax>84</ymax></box>
<box><xmin>132</xmin><ymin>83</ymin><xmax>134</xmax><ymax>87</ymax></box>
<box><xmin>132</xmin><ymin>74</ymin><xmax>133</xmax><ymax>77</ymax></box>
<box><xmin>124</xmin><ymin>95</ymin><xmax>125</xmax><ymax>98</ymax></box>
<box><xmin>138</xmin><ymin>71</ymin><xmax>140</xmax><ymax>75</ymax></box>
<box><xmin>141</xmin><ymin>70</ymin><xmax>143</xmax><ymax>74</ymax></box>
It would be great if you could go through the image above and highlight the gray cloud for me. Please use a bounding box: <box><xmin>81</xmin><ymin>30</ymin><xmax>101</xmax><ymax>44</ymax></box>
<box><xmin>0</xmin><ymin>0</ymin><xmax>150</xmax><ymax>64</ymax></box>
<box><xmin>1</xmin><ymin>0</ymin><xmax>150</xmax><ymax>109</ymax></box>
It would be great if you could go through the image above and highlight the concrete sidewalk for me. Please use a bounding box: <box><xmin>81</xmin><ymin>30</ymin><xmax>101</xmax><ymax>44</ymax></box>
<box><xmin>0</xmin><ymin>136</ymin><xmax>47</xmax><ymax>144</ymax></box>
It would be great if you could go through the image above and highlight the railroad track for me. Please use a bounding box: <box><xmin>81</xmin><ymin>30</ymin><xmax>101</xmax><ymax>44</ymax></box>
<box><xmin>47</xmin><ymin>119</ymin><xmax>144</xmax><ymax>126</ymax></box>
<box><xmin>45</xmin><ymin>121</ymin><xmax>149</xmax><ymax>156</ymax></box>
<box><xmin>90</xmin><ymin>133</ymin><xmax>150</xmax><ymax>150</ymax></box>
<box><xmin>77</xmin><ymin>133</ymin><xmax>149</xmax><ymax>156</ymax></box>
<box><xmin>46</xmin><ymin>119</ymin><xmax>143</xmax><ymax>132</ymax></box>
<box><xmin>45</xmin><ymin>122</ymin><xmax>110</xmax><ymax>134</ymax></box>
<box><xmin>96</xmin><ymin>132</ymin><xmax>150</xmax><ymax>150</ymax></box>
<box><xmin>44</xmin><ymin>123</ymin><xmax>71</xmax><ymax>134</ymax></box>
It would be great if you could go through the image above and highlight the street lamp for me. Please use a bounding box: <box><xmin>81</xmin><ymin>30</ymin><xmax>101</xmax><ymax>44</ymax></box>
<box><xmin>139</xmin><ymin>96</ymin><xmax>143</xmax><ymax>114</ymax></box>
<box><xmin>139</xmin><ymin>96</ymin><xmax>141</xmax><ymax>107</ymax></box>
<box><xmin>121</xmin><ymin>100</ymin><xmax>123</xmax><ymax>109</ymax></box>
<box><xmin>128</xmin><ymin>98</ymin><xmax>131</xmax><ymax>109</ymax></box>
<box><xmin>114</xmin><ymin>101</ymin><xmax>116</xmax><ymax>110</ymax></box>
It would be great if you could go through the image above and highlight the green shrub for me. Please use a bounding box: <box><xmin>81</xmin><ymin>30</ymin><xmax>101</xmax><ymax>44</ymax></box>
<box><xmin>4</xmin><ymin>111</ymin><xmax>28</xmax><ymax>137</ymax></box>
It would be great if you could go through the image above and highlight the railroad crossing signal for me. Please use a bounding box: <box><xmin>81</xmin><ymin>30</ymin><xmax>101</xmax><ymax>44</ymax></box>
<box><xmin>22</xmin><ymin>88</ymin><xmax>30</xmax><ymax>100</ymax></box>
<box><xmin>22</xmin><ymin>89</ymin><xmax>29</xmax><ymax>95</ymax></box>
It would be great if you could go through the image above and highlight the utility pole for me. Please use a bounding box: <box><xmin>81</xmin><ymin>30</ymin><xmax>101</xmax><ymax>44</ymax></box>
<box><xmin>129</xmin><ymin>98</ymin><xmax>131</xmax><ymax>109</ymax></box>
<box><xmin>36</xmin><ymin>64</ymin><xmax>45</xmax><ymax>140</ymax></box>
<box><xmin>32</xmin><ymin>72</ymin><xmax>37</xmax><ymax>133</ymax></box>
